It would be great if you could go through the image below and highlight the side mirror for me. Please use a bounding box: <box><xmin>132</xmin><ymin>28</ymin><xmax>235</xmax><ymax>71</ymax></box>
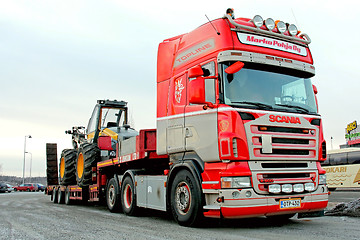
<box><xmin>189</xmin><ymin>77</ymin><xmax>206</xmax><ymax>104</ymax></box>
<box><xmin>312</xmin><ymin>84</ymin><xmax>318</xmax><ymax>94</ymax></box>
<box><xmin>188</xmin><ymin>65</ymin><xmax>204</xmax><ymax>78</ymax></box>
<box><xmin>225</xmin><ymin>61</ymin><xmax>244</xmax><ymax>74</ymax></box>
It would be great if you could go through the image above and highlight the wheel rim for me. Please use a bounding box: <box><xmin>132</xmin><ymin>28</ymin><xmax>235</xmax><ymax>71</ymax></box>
<box><xmin>77</xmin><ymin>152</ymin><xmax>84</xmax><ymax>178</ymax></box>
<box><xmin>60</xmin><ymin>157</ymin><xmax>65</xmax><ymax>178</ymax></box>
<box><xmin>123</xmin><ymin>184</ymin><xmax>132</xmax><ymax>209</ymax></box>
<box><xmin>175</xmin><ymin>181</ymin><xmax>191</xmax><ymax>215</ymax></box>
<box><xmin>108</xmin><ymin>185</ymin><xmax>115</xmax><ymax>207</ymax></box>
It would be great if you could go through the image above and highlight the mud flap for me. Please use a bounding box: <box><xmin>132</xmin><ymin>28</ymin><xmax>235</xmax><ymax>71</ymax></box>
<box><xmin>298</xmin><ymin>210</ymin><xmax>324</xmax><ymax>218</ymax></box>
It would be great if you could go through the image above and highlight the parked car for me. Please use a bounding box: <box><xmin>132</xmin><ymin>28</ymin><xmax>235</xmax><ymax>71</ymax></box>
<box><xmin>0</xmin><ymin>182</ymin><xmax>7</xmax><ymax>193</ymax></box>
<box><xmin>36</xmin><ymin>183</ymin><xmax>45</xmax><ymax>192</ymax></box>
<box><xmin>6</xmin><ymin>184</ymin><xmax>14</xmax><ymax>192</ymax></box>
<box><xmin>14</xmin><ymin>183</ymin><xmax>38</xmax><ymax>192</ymax></box>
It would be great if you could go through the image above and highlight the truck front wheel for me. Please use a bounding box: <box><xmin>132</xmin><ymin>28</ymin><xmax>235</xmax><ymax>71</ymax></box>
<box><xmin>170</xmin><ymin>170</ymin><xmax>203</xmax><ymax>227</ymax></box>
<box><xmin>120</xmin><ymin>176</ymin><xmax>137</xmax><ymax>215</ymax></box>
<box><xmin>106</xmin><ymin>178</ymin><xmax>121</xmax><ymax>212</ymax></box>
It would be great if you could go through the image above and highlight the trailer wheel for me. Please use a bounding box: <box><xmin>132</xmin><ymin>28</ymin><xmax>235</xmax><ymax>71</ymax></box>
<box><xmin>57</xmin><ymin>189</ymin><xmax>65</xmax><ymax>204</ymax></box>
<box><xmin>106</xmin><ymin>178</ymin><xmax>121</xmax><ymax>212</ymax></box>
<box><xmin>65</xmin><ymin>188</ymin><xmax>72</xmax><ymax>205</ymax></box>
<box><xmin>52</xmin><ymin>188</ymin><xmax>58</xmax><ymax>203</ymax></box>
<box><xmin>170</xmin><ymin>170</ymin><xmax>203</xmax><ymax>227</ymax></box>
<box><xmin>59</xmin><ymin>149</ymin><xmax>77</xmax><ymax>185</ymax></box>
<box><xmin>76</xmin><ymin>143</ymin><xmax>99</xmax><ymax>187</ymax></box>
<box><xmin>121</xmin><ymin>176</ymin><xmax>137</xmax><ymax>216</ymax></box>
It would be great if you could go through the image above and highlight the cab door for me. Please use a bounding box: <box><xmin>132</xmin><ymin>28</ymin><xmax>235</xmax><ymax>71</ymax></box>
<box><xmin>185</xmin><ymin>61</ymin><xmax>220</xmax><ymax>162</ymax></box>
<box><xmin>166</xmin><ymin>74</ymin><xmax>187</xmax><ymax>153</ymax></box>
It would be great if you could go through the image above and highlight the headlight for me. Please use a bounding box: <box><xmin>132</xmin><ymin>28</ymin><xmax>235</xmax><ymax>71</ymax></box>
<box><xmin>221</xmin><ymin>176</ymin><xmax>251</xmax><ymax>189</ymax></box>
<box><xmin>276</xmin><ymin>21</ymin><xmax>286</xmax><ymax>33</ymax></box>
<box><xmin>281</xmin><ymin>184</ymin><xmax>293</xmax><ymax>193</ymax></box>
<box><xmin>293</xmin><ymin>183</ymin><xmax>304</xmax><ymax>193</ymax></box>
<box><xmin>252</xmin><ymin>15</ymin><xmax>263</xmax><ymax>28</ymax></box>
<box><xmin>304</xmin><ymin>182</ymin><xmax>315</xmax><ymax>191</ymax></box>
<box><xmin>268</xmin><ymin>184</ymin><xmax>281</xmax><ymax>193</ymax></box>
<box><xmin>265</xmin><ymin>18</ymin><xmax>275</xmax><ymax>30</ymax></box>
<box><xmin>288</xmin><ymin>24</ymin><xmax>298</xmax><ymax>36</ymax></box>
<box><xmin>319</xmin><ymin>174</ymin><xmax>327</xmax><ymax>185</ymax></box>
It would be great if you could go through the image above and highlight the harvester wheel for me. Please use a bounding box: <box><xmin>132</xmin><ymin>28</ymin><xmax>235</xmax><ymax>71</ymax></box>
<box><xmin>59</xmin><ymin>149</ymin><xmax>77</xmax><ymax>185</ymax></box>
<box><xmin>170</xmin><ymin>170</ymin><xmax>203</xmax><ymax>227</ymax></box>
<box><xmin>76</xmin><ymin>143</ymin><xmax>99</xmax><ymax>187</ymax></box>
<box><xmin>121</xmin><ymin>176</ymin><xmax>138</xmax><ymax>216</ymax></box>
<box><xmin>106</xmin><ymin>178</ymin><xmax>121</xmax><ymax>212</ymax></box>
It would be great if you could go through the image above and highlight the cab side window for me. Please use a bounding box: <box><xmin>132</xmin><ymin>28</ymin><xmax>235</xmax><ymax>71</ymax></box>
<box><xmin>202</xmin><ymin>61</ymin><xmax>216</xmax><ymax>103</ymax></box>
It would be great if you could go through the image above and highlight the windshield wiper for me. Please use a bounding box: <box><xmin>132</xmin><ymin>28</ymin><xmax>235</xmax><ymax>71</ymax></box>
<box><xmin>275</xmin><ymin>104</ymin><xmax>310</xmax><ymax>113</ymax></box>
<box><xmin>231</xmin><ymin>101</ymin><xmax>273</xmax><ymax>110</ymax></box>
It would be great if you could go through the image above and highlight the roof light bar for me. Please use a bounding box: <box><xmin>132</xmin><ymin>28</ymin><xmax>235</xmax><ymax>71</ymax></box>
<box><xmin>224</xmin><ymin>11</ymin><xmax>311</xmax><ymax>44</ymax></box>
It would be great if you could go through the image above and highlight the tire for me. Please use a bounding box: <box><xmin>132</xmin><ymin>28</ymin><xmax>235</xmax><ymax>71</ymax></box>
<box><xmin>120</xmin><ymin>176</ymin><xmax>137</xmax><ymax>215</ymax></box>
<box><xmin>57</xmin><ymin>189</ymin><xmax>65</xmax><ymax>204</ymax></box>
<box><xmin>106</xmin><ymin>178</ymin><xmax>121</xmax><ymax>212</ymax></box>
<box><xmin>65</xmin><ymin>188</ymin><xmax>72</xmax><ymax>205</ymax></box>
<box><xmin>52</xmin><ymin>188</ymin><xmax>58</xmax><ymax>203</ymax></box>
<box><xmin>76</xmin><ymin>143</ymin><xmax>99</xmax><ymax>187</ymax></box>
<box><xmin>170</xmin><ymin>170</ymin><xmax>203</xmax><ymax>227</ymax></box>
<box><xmin>59</xmin><ymin>149</ymin><xmax>77</xmax><ymax>185</ymax></box>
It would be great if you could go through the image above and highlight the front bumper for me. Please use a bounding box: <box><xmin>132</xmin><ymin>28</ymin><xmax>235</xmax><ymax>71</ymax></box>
<box><xmin>203</xmin><ymin>185</ymin><xmax>328</xmax><ymax>219</ymax></box>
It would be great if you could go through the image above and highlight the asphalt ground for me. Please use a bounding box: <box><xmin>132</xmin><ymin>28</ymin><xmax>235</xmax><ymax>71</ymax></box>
<box><xmin>0</xmin><ymin>191</ymin><xmax>359</xmax><ymax>240</ymax></box>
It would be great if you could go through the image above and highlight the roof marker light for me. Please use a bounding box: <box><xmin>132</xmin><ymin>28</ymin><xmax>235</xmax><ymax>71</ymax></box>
<box><xmin>252</xmin><ymin>15</ymin><xmax>263</xmax><ymax>28</ymax></box>
<box><xmin>276</xmin><ymin>21</ymin><xmax>286</xmax><ymax>33</ymax></box>
<box><xmin>288</xmin><ymin>24</ymin><xmax>298</xmax><ymax>36</ymax></box>
<box><xmin>265</xmin><ymin>18</ymin><xmax>275</xmax><ymax>30</ymax></box>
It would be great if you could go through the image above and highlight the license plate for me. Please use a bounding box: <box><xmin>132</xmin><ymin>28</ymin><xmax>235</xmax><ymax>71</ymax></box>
<box><xmin>279</xmin><ymin>198</ymin><xmax>301</xmax><ymax>209</ymax></box>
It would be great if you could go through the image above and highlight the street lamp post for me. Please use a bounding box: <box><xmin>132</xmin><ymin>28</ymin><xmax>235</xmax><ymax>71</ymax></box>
<box><xmin>26</xmin><ymin>152</ymin><xmax>32</xmax><ymax>183</ymax></box>
<box><xmin>23</xmin><ymin>135</ymin><xmax>32</xmax><ymax>184</ymax></box>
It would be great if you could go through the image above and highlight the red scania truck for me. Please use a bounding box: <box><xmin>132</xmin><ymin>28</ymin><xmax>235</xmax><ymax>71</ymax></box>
<box><xmin>46</xmin><ymin>9</ymin><xmax>328</xmax><ymax>227</ymax></box>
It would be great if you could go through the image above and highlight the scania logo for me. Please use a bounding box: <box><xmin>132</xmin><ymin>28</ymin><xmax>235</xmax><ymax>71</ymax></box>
<box><xmin>269</xmin><ymin>115</ymin><xmax>301</xmax><ymax>124</ymax></box>
<box><xmin>259</xmin><ymin>179</ymin><xmax>274</xmax><ymax>183</ymax></box>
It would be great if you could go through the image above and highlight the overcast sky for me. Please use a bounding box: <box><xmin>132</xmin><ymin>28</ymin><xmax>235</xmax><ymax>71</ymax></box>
<box><xmin>0</xmin><ymin>0</ymin><xmax>359</xmax><ymax>177</ymax></box>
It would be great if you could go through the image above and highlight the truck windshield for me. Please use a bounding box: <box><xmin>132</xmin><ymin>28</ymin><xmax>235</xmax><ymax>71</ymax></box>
<box><xmin>221</xmin><ymin>62</ymin><xmax>318</xmax><ymax>114</ymax></box>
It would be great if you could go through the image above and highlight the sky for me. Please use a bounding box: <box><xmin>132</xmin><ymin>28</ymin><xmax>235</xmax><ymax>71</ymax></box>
<box><xmin>0</xmin><ymin>0</ymin><xmax>359</xmax><ymax>177</ymax></box>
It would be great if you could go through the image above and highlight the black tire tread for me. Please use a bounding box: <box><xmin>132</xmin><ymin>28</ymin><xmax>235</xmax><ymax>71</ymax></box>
<box><xmin>59</xmin><ymin>149</ymin><xmax>77</xmax><ymax>185</ymax></box>
<box><xmin>76</xmin><ymin>143</ymin><xmax>99</xmax><ymax>187</ymax></box>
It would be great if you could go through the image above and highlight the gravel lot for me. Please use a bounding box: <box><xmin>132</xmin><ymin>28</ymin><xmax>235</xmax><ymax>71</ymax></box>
<box><xmin>0</xmin><ymin>191</ymin><xmax>359</xmax><ymax>240</ymax></box>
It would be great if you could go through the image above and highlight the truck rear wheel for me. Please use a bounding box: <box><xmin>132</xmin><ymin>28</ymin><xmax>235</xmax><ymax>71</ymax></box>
<box><xmin>76</xmin><ymin>143</ymin><xmax>99</xmax><ymax>187</ymax></box>
<box><xmin>121</xmin><ymin>176</ymin><xmax>137</xmax><ymax>215</ymax></box>
<box><xmin>57</xmin><ymin>189</ymin><xmax>65</xmax><ymax>204</ymax></box>
<box><xmin>106</xmin><ymin>178</ymin><xmax>121</xmax><ymax>212</ymax></box>
<box><xmin>170</xmin><ymin>170</ymin><xmax>203</xmax><ymax>227</ymax></box>
<box><xmin>52</xmin><ymin>188</ymin><xmax>58</xmax><ymax>203</ymax></box>
<box><xmin>65</xmin><ymin>188</ymin><xmax>72</xmax><ymax>205</ymax></box>
<box><xmin>59</xmin><ymin>149</ymin><xmax>77</xmax><ymax>185</ymax></box>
